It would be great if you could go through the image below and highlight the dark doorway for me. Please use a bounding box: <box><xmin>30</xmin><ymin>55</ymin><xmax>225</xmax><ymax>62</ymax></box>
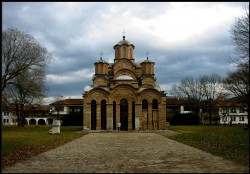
<box><xmin>113</xmin><ymin>101</ymin><xmax>116</xmax><ymax>130</ymax></box>
<box><xmin>91</xmin><ymin>100</ymin><xmax>97</xmax><ymax>130</ymax></box>
<box><xmin>101</xmin><ymin>100</ymin><xmax>106</xmax><ymax>130</ymax></box>
<box><xmin>120</xmin><ymin>98</ymin><xmax>128</xmax><ymax>130</ymax></box>
<box><xmin>38</xmin><ymin>119</ymin><xmax>46</xmax><ymax>125</ymax></box>
<box><xmin>132</xmin><ymin>101</ymin><xmax>135</xmax><ymax>130</ymax></box>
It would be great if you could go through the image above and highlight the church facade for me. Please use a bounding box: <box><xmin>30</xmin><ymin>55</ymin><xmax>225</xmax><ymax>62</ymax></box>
<box><xmin>83</xmin><ymin>36</ymin><xmax>166</xmax><ymax>131</ymax></box>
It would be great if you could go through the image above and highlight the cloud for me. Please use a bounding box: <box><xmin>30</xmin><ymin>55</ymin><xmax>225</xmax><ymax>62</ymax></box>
<box><xmin>46</xmin><ymin>69</ymin><xmax>94</xmax><ymax>84</ymax></box>
<box><xmin>2</xmin><ymin>2</ymin><xmax>247</xmax><ymax>104</ymax></box>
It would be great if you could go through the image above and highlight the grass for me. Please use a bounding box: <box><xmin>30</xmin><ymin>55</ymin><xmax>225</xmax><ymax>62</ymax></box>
<box><xmin>165</xmin><ymin>125</ymin><xmax>249</xmax><ymax>166</ymax></box>
<box><xmin>2</xmin><ymin>125</ymin><xmax>87</xmax><ymax>168</ymax></box>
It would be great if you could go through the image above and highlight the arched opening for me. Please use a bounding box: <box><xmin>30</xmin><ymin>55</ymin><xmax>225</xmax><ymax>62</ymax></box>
<box><xmin>152</xmin><ymin>99</ymin><xmax>158</xmax><ymax>110</ymax></box>
<box><xmin>120</xmin><ymin>98</ymin><xmax>128</xmax><ymax>130</ymax></box>
<box><xmin>48</xmin><ymin>118</ymin><xmax>53</xmax><ymax>125</ymax></box>
<box><xmin>123</xmin><ymin>47</ymin><xmax>126</xmax><ymax>58</ymax></box>
<box><xmin>91</xmin><ymin>100</ymin><xmax>97</xmax><ymax>130</ymax></box>
<box><xmin>29</xmin><ymin>119</ymin><xmax>36</xmax><ymax>125</ymax></box>
<box><xmin>38</xmin><ymin>119</ymin><xmax>46</xmax><ymax>125</ymax></box>
<box><xmin>142</xmin><ymin>99</ymin><xmax>148</xmax><ymax>110</ymax></box>
<box><xmin>22</xmin><ymin>119</ymin><xmax>28</xmax><ymax>125</ymax></box>
<box><xmin>132</xmin><ymin>101</ymin><xmax>135</xmax><ymax>130</ymax></box>
<box><xmin>101</xmin><ymin>100</ymin><xmax>106</xmax><ymax>130</ymax></box>
<box><xmin>113</xmin><ymin>101</ymin><xmax>116</xmax><ymax>130</ymax></box>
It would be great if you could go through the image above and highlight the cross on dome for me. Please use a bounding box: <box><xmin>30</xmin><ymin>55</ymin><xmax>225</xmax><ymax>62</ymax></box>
<box><xmin>146</xmin><ymin>51</ymin><xmax>149</xmax><ymax>60</ymax></box>
<box><xmin>100</xmin><ymin>51</ymin><xmax>103</xmax><ymax>60</ymax></box>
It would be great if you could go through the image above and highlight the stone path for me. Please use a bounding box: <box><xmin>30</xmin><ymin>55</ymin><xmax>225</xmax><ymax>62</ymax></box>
<box><xmin>2</xmin><ymin>131</ymin><xmax>249</xmax><ymax>173</ymax></box>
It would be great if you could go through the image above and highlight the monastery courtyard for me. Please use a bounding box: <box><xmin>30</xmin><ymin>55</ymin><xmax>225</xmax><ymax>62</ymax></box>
<box><xmin>3</xmin><ymin>131</ymin><xmax>248</xmax><ymax>173</ymax></box>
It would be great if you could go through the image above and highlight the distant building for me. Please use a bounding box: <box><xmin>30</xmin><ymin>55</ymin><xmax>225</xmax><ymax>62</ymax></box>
<box><xmin>50</xmin><ymin>98</ymin><xmax>83</xmax><ymax>126</ymax></box>
<box><xmin>166</xmin><ymin>97</ymin><xmax>248</xmax><ymax>125</ymax></box>
<box><xmin>217</xmin><ymin>99</ymin><xmax>248</xmax><ymax>125</ymax></box>
<box><xmin>2</xmin><ymin>104</ymin><xmax>52</xmax><ymax>125</ymax></box>
<box><xmin>2</xmin><ymin>104</ymin><xmax>17</xmax><ymax>125</ymax></box>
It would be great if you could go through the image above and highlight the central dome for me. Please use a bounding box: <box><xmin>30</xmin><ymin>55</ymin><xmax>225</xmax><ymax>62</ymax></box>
<box><xmin>114</xmin><ymin>36</ymin><xmax>135</xmax><ymax>48</ymax></box>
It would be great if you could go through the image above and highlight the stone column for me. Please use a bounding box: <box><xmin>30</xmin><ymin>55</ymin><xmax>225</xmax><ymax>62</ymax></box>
<box><xmin>128</xmin><ymin>102</ymin><xmax>132</xmax><ymax>130</ymax></box>
<box><xmin>84</xmin><ymin>103</ymin><xmax>91</xmax><ymax>130</ymax></box>
<box><xmin>96</xmin><ymin>103</ymin><xmax>101</xmax><ymax>130</ymax></box>
<box><xmin>106</xmin><ymin>103</ymin><xmax>113</xmax><ymax>131</ymax></box>
<box><xmin>148</xmin><ymin>104</ymin><xmax>153</xmax><ymax>130</ymax></box>
<box><xmin>158</xmin><ymin>100</ymin><xmax>167</xmax><ymax>130</ymax></box>
<box><xmin>135</xmin><ymin>104</ymin><xmax>141</xmax><ymax>130</ymax></box>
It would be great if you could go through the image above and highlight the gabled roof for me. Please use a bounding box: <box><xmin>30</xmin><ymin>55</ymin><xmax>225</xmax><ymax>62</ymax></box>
<box><xmin>50</xmin><ymin>99</ymin><xmax>83</xmax><ymax>106</ymax></box>
<box><xmin>216</xmin><ymin>99</ymin><xmax>247</xmax><ymax>107</ymax></box>
<box><xmin>2</xmin><ymin>104</ymin><xmax>51</xmax><ymax>111</ymax></box>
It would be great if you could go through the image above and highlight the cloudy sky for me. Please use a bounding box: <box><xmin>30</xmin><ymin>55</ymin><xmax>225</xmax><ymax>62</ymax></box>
<box><xmin>2</xmin><ymin>2</ymin><xmax>247</xmax><ymax>105</ymax></box>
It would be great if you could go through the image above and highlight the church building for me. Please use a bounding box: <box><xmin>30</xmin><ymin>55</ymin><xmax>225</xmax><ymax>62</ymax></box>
<box><xmin>83</xmin><ymin>36</ymin><xmax>167</xmax><ymax>131</ymax></box>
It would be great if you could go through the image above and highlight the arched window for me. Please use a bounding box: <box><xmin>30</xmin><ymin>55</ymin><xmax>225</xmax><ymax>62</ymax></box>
<box><xmin>123</xmin><ymin>47</ymin><xmax>126</xmax><ymax>58</ymax></box>
<box><xmin>116</xmin><ymin>48</ymin><xmax>119</xmax><ymax>58</ymax></box>
<box><xmin>101</xmin><ymin>100</ymin><xmax>106</xmax><ymax>130</ymax></box>
<box><xmin>113</xmin><ymin>101</ymin><xmax>116</xmax><ymax>130</ymax></box>
<box><xmin>152</xmin><ymin>99</ymin><xmax>158</xmax><ymax>110</ymax></box>
<box><xmin>91</xmin><ymin>100</ymin><xmax>97</xmax><ymax>130</ymax></box>
<box><xmin>142</xmin><ymin>99</ymin><xmax>148</xmax><ymax>110</ymax></box>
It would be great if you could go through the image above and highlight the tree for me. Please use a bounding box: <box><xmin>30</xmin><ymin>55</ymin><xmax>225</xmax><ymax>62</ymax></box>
<box><xmin>230</xmin><ymin>4</ymin><xmax>249</xmax><ymax>69</ymax></box>
<box><xmin>7</xmin><ymin>67</ymin><xmax>47</xmax><ymax>126</ymax></box>
<box><xmin>225</xmin><ymin>4</ymin><xmax>249</xmax><ymax>126</ymax></box>
<box><xmin>171</xmin><ymin>73</ymin><xmax>227</xmax><ymax>125</ymax></box>
<box><xmin>223</xmin><ymin>67</ymin><xmax>249</xmax><ymax>125</ymax></box>
<box><xmin>171</xmin><ymin>76</ymin><xmax>203</xmax><ymax>121</ymax></box>
<box><xmin>200</xmin><ymin>73</ymin><xmax>226</xmax><ymax>125</ymax></box>
<box><xmin>2</xmin><ymin>27</ymin><xmax>51</xmax><ymax>92</ymax></box>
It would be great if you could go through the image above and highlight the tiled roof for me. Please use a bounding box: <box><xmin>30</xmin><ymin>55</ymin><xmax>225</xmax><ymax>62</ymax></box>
<box><xmin>2</xmin><ymin>104</ymin><xmax>51</xmax><ymax>111</ymax></box>
<box><xmin>50</xmin><ymin>99</ymin><xmax>83</xmax><ymax>105</ymax></box>
<box><xmin>216</xmin><ymin>99</ymin><xmax>247</xmax><ymax>107</ymax></box>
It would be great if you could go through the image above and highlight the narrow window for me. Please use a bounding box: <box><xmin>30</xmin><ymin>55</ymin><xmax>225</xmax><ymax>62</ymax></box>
<box><xmin>123</xmin><ymin>47</ymin><xmax>126</xmax><ymax>58</ymax></box>
<box><xmin>142</xmin><ymin>99</ymin><xmax>148</xmax><ymax>110</ymax></box>
<box><xmin>152</xmin><ymin>99</ymin><xmax>158</xmax><ymax>110</ymax></box>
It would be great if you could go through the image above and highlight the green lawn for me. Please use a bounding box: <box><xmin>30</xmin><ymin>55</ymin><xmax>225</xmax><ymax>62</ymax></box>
<box><xmin>166</xmin><ymin>125</ymin><xmax>249</xmax><ymax>166</ymax></box>
<box><xmin>2</xmin><ymin>125</ymin><xmax>87</xmax><ymax>168</ymax></box>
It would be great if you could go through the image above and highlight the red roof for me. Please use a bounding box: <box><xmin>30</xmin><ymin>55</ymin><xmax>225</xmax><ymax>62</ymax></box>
<box><xmin>2</xmin><ymin>104</ymin><xmax>51</xmax><ymax>111</ymax></box>
<box><xmin>50</xmin><ymin>99</ymin><xmax>83</xmax><ymax>106</ymax></box>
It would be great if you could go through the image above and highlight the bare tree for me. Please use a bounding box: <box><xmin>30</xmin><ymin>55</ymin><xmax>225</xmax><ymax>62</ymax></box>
<box><xmin>223</xmin><ymin>67</ymin><xmax>249</xmax><ymax>125</ymax></box>
<box><xmin>230</xmin><ymin>4</ymin><xmax>249</xmax><ymax>69</ymax></box>
<box><xmin>225</xmin><ymin>4</ymin><xmax>249</xmax><ymax>127</ymax></box>
<box><xmin>7</xmin><ymin>67</ymin><xmax>47</xmax><ymax>126</ymax></box>
<box><xmin>171</xmin><ymin>74</ymin><xmax>227</xmax><ymax>125</ymax></box>
<box><xmin>171</xmin><ymin>76</ymin><xmax>203</xmax><ymax>119</ymax></box>
<box><xmin>2</xmin><ymin>27</ymin><xmax>51</xmax><ymax>92</ymax></box>
<box><xmin>200</xmin><ymin>73</ymin><xmax>226</xmax><ymax>125</ymax></box>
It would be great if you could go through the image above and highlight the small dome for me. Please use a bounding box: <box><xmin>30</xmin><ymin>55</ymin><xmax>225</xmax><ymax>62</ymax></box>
<box><xmin>114</xmin><ymin>36</ymin><xmax>135</xmax><ymax>48</ymax></box>
<box><xmin>94</xmin><ymin>57</ymin><xmax>108</xmax><ymax>64</ymax></box>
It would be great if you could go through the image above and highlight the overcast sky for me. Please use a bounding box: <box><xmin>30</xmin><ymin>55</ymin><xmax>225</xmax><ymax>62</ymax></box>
<box><xmin>2</xmin><ymin>2</ymin><xmax>247</xmax><ymax>105</ymax></box>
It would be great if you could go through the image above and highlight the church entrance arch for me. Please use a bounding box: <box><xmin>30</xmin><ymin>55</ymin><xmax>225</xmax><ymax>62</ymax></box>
<box><xmin>120</xmin><ymin>98</ymin><xmax>128</xmax><ymax>131</ymax></box>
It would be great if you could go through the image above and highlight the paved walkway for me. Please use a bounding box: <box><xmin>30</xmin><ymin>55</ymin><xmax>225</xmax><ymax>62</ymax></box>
<box><xmin>3</xmin><ymin>132</ymin><xmax>249</xmax><ymax>173</ymax></box>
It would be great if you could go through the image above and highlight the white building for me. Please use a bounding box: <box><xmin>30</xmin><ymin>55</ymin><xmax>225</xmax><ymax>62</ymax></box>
<box><xmin>218</xmin><ymin>99</ymin><xmax>248</xmax><ymax>125</ymax></box>
<box><xmin>2</xmin><ymin>105</ymin><xmax>17</xmax><ymax>125</ymax></box>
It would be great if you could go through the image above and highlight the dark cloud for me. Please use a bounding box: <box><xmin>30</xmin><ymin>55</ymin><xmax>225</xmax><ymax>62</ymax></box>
<box><xmin>2</xmin><ymin>2</ymin><xmax>246</xmax><ymax>104</ymax></box>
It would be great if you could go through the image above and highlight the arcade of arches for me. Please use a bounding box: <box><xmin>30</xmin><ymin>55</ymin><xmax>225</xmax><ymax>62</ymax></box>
<box><xmin>83</xmin><ymin>36</ymin><xmax>167</xmax><ymax>130</ymax></box>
